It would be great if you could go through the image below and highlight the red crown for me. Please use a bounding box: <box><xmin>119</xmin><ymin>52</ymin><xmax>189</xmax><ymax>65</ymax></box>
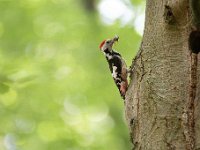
<box><xmin>99</xmin><ymin>40</ymin><xmax>106</xmax><ymax>49</ymax></box>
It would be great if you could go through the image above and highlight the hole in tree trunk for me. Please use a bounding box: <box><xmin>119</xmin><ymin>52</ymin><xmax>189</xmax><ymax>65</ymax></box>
<box><xmin>189</xmin><ymin>31</ymin><xmax>200</xmax><ymax>54</ymax></box>
<box><xmin>164</xmin><ymin>5</ymin><xmax>175</xmax><ymax>24</ymax></box>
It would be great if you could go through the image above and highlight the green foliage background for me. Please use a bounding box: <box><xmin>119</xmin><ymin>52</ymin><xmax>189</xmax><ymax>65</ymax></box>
<box><xmin>0</xmin><ymin>0</ymin><xmax>143</xmax><ymax>149</ymax></box>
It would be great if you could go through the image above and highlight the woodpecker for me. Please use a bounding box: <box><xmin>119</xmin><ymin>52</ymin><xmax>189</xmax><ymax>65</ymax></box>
<box><xmin>99</xmin><ymin>36</ymin><xmax>128</xmax><ymax>99</ymax></box>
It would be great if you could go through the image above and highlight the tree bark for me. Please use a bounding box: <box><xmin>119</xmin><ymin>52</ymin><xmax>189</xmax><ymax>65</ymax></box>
<box><xmin>125</xmin><ymin>0</ymin><xmax>200</xmax><ymax>149</ymax></box>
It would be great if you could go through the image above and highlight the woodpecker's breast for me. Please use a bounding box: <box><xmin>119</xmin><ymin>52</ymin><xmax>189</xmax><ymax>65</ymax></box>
<box><xmin>107</xmin><ymin>54</ymin><xmax>122</xmax><ymax>75</ymax></box>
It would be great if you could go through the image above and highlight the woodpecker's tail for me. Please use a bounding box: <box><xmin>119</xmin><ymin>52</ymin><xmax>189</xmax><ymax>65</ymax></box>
<box><xmin>119</xmin><ymin>80</ymin><xmax>128</xmax><ymax>99</ymax></box>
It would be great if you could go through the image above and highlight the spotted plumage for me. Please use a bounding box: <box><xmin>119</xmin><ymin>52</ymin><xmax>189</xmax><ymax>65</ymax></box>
<box><xmin>99</xmin><ymin>36</ymin><xmax>128</xmax><ymax>99</ymax></box>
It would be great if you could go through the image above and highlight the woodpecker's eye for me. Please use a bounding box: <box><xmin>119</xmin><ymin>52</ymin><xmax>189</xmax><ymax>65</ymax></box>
<box><xmin>106</xmin><ymin>41</ymin><xmax>110</xmax><ymax>44</ymax></box>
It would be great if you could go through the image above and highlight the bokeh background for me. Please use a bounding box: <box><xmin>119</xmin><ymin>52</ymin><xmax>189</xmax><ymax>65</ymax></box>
<box><xmin>0</xmin><ymin>0</ymin><xmax>144</xmax><ymax>149</ymax></box>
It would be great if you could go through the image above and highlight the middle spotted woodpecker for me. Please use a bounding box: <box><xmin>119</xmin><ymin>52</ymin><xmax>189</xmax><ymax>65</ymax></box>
<box><xmin>99</xmin><ymin>36</ymin><xmax>128</xmax><ymax>99</ymax></box>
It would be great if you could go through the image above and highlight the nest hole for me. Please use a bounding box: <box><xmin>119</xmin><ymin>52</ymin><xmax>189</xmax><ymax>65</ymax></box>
<box><xmin>189</xmin><ymin>31</ymin><xmax>200</xmax><ymax>54</ymax></box>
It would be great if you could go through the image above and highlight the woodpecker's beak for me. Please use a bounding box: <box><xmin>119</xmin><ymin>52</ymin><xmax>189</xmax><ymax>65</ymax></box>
<box><xmin>112</xmin><ymin>36</ymin><xmax>119</xmax><ymax>43</ymax></box>
<box><xmin>113</xmin><ymin>35</ymin><xmax>119</xmax><ymax>42</ymax></box>
<box><xmin>110</xmin><ymin>35</ymin><xmax>119</xmax><ymax>46</ymax></box>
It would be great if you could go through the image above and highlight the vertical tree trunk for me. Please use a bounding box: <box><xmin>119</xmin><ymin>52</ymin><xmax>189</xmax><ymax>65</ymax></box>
<box><xmin>125</xmin><ymin>0</ymin><xmax>200</xmax><ymax>149</ymax></box>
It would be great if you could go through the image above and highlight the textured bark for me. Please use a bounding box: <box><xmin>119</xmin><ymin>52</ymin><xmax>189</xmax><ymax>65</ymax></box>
<box><xmin>125</xmin><ymin>0</ymin><xmax>200</xmax><ymax>149</ymax></box>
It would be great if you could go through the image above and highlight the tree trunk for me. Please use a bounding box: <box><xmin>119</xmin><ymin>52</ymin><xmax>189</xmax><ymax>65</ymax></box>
<box><xmin>125</xmin><ymin>0</ymin><xmax>200</xmax><ymax>149</ymax></box>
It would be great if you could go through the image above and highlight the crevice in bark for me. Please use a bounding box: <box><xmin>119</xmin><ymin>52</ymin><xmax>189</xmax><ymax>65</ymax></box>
<box><xmin>128</xmin><ymin>46</ymin><xmax>146</xmax><ymax>149</ymax></box>
<box><xmin>183</xmin><ymin>53</ymin><xmax>197</xmax><ymax>150</ymax></box>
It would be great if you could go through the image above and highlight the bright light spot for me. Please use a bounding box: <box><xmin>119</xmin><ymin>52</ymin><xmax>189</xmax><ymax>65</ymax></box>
<box><xmin>90</xmin><ymin>114</ymin><xmax>115</xmax><ymax>134</ymax></box>
<box><xmin>43</xmin><ymin>22</ymin><xmax>65</xmax><ymax>38</ymax></box>
<box><xmin>63</xmin><ymin>100</ymin><xmax>81</xmax><ymax>116</ymax></box>
<box><xmin>61</xmin><ymin>101</ymin><xmax>114</xmax><ymax>141</ymax></box>
<box><xmin>89</xmin><ymin>109</ymin><xmax>108</xmax><ymax>123</ymax></box>
<box><xmin>98</xmin><ymin>0</ymin><xmax>134</xmax><ymax>25</ymax></box>
<box><xmin>14</xmin><ymin>118</ymin><xmax>35</xmax><ymax>134</ymax></box>
<box><xmin>35</xmin><ymin>43</ymin><xmax>56</xmax><ymax>59</ymax></box>
<box><xmin>8</xmin><ymin>70</ymin><xmax>30</xmax><ymax>82</ymax></box>
<box><xmin>98</xmin><ymin>0</ymin><xmax>145</xmax><ymax>35</ymax></box>
<box><xmin>4</xmin><ymin>134</ymin><xmax>17</xmax><ymax>150</ymax></box>
<box><xmin>55</xmin><ymin>66</ymin><xmax>71</xmax><ymax>80</ymax></box>
<box><xmin>134</xmin><ymin>13</ymin><xmax>145</xmax><ymax>35</ymax></box>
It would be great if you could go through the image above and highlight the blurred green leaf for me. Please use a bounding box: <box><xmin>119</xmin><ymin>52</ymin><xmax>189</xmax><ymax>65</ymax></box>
<box><xmin>0</xmin><ymin>82</ymin><xmax>9</xmax><ymax>94</ymax></box>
